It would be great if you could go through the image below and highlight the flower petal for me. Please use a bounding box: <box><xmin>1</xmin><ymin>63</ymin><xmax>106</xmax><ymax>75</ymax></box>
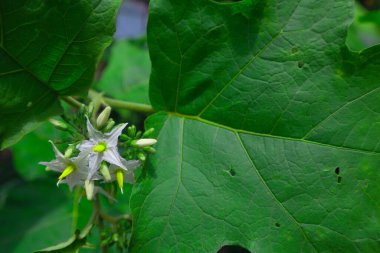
<box><xmin>88</xmin><ymin>153</ymin><xmax>103</xmax><ymax>179</ymax></box>
<box><xmin>66</xmin><ymin>172</ymin><xmax>85</xmax><ymax>191</ymax></box>
<box><xmin>39</xmin><ymin>160</ymin><xmax>64</xmax><ymax>172</ymax></box>
<box><xmin>103</xmin><ymin>148</ymin><xmax>125</xmax><ymax>169</ymax></box>
<box><xmin>122</xmin><ymin>159</ymin><xmax>141</xmax><ymax>172</ymax></box>
<box><xmin>73</xmin><ymin>150</ymin><xmax>90</xmax><ymax>172</ymax></box>
<box><xmin>124</xmin><ymin>171</ymin><xmax>135</xmax><ymax>184</ymax></box>
<box><xmin>77</xmin><ymin>140</ymin><xmax>94</xmax><ymax>152</ymax></box>
<box><xmin>86</xmin><ymin>117</ymin><xmax>103</xmax><ymax>141</ymax></box>
<box><xmin>49</xmin><ymin>141</ymin><xmax>66</xmax><ymax>163</ymax></box>
<box><xmin>105</xmin><ymin>123</ymin><xmax>127</xmax><ymax>147</ymax></box>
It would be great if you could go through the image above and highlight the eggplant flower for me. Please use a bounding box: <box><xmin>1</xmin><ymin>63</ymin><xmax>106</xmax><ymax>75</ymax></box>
<box><xmin>39</xmin><ymin>141</ymin><xmax>90</xmax><ymax>191</ymax></box>
<box><xmin>77</xmin><ymin>118</ymin><xmax>128</xmax><ymax>179</ymax></box>
<box><xmin>109</xmin><ymin>159</ymin><xmax>141</xmax><ymax>193</ymax></box>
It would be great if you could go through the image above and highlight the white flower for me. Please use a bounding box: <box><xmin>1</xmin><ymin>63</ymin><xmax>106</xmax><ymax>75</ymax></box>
<box><xmin>77</xmin><ymin>118</ymin><xmax>128</xmax><ymax>179</ymax></box>
<box><xmin>109</xmin><ymin>159</ymin><xmax>141</xmax><ymax>193</ymax></box>
<box><xmin>39</xmin><ymin>141</ymin><xmax>90</xmax><ymax>191</ymax></box>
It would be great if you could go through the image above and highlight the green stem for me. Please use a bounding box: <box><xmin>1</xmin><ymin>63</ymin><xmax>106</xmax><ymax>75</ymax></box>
<box><xmin>93</xmin><ymin>198</ymin><xmax>108</xmax><ymax>253</ymax></box>
<box><xmin>71</xmin><ymin>187</ymin><xmax>81</xmax><ymax>232</ymax></box>
<box><xmin>61</xmin><ymin>96</ymin><xmax>84</xmax><ymax>109</ymax></box>
<box><xmin>99</xmin><ymin>210</ymin><xmax>132</xmax><ymax>224</ymax></box>
<box><xmin>89</xmin><ymin>90</ymin><xmax>155</xmax><ymax>114</ymax></box>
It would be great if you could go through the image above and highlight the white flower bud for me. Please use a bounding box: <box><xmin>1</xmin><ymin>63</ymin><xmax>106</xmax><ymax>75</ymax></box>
<box><xmin>134</xmin><ymin>138</ymin><xmax>157</xmax><ymax>148</ymax></box>
<box><xmin>64</xmin><ymin>145</ymin><xmax>75</xmax><ymax>158</ymax></box>
<box><xmin>100</xmin><ymin>163</ymin><xmax>111</xmax><ymax>182</ymax></box>
<box><xmin>96</xmin><ymin>106</ymin><xmax>111</xmax><ymax>129</ymax></box>
<box><xmin>85</xmin><ymin>180</ymin><xmax>95</xmax><ymax>200</ymax></box>
<box><xmin>49</xmin><ymin>119</ymin><xmax>68</xmax><ymax>131</ymax></box>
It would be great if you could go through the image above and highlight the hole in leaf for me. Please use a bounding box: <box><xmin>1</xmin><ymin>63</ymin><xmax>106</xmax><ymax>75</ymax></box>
<box><xmin>335</xmin><ymin>167</ymin><xmax>340</xmax><ymax>175</ymax></box>
<box><xmin>217</xmin><ymin>245</ymin><xmax>251</xmax><ymax>253</ymax></box>
<box><xmin>275</xmin><ymin>222</ymin><xmax>281</xmax><ymax>228</ymax></box>
<box><xmin>337</xmin><ymin>176</ymin><xmax>342</xmax><ymax>183</ymax></box>
<box><xmin>298</xmin><ymin>61</ymin><xmax>304</xmax><ymax>68</ymax></box>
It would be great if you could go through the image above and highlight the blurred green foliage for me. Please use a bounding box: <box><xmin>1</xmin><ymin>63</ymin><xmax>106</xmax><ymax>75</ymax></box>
<box><xmin>0</xmin><ymin>181</ymin><xmax>77</xmax><ymax>252</ymax></box>
<box><xmin>94</xmin><ymin>40</ymin><xmax>151</xmax><ymax>105</ymax></box>
<box><xmin>11</xmin><ymin>122</ymin><xmax>70</xmax><ymax>181</ymax></box>
<box><xmin>347</xmin><ymin>4</ymin><xmax>380</xmax><ymax>51</ymax></box>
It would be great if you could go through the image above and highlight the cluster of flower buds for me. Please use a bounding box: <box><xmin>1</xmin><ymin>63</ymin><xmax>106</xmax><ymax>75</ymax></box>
<box><xmin>40</xmin><ymin>105</ymin><xmax>157</xmax><ymax>200</ymax></box>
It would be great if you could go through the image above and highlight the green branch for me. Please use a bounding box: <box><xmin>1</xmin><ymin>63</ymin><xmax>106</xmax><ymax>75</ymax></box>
<box><xmin>61</xmin><ymin>91</ymin><xmax>155</xmax><ymax>114</ymax></box>
<box><xmin>61</xmin><ymin>96</ymin><xmax>84</xmax><ymax>109</ymax></box>
<box><xmin>89</xmin><ymin>90</ymin><xmax>155</xmax><ymax>114</ymax></box>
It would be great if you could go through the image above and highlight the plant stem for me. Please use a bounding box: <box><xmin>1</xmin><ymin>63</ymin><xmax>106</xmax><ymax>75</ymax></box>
<box><xmin>61</xmin><ymin>96</ymin><xmax>84</xmax><ymax>109</ymax></box>
<box><xmin>89</xmin><ymin>90</ymin><xmax>155</xmax><ymax>114</ymax></box>
<box><xmin>71</xmin><ymin>187</ymin><xmax>81</xmax><ymax>232</ymax></box>
<box><xmin>99</xmin><ymin>210</ymin><xmax>132</xmax><ymax>224</ymax></box>
<box><xmin>93</xmin><ymin>197</ymin><xmax>108</xmax><ymax>253</ymax></box>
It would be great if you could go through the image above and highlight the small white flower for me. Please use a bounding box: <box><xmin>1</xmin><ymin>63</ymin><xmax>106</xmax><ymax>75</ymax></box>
<box><xmin>109</xmin><ymin>159</ymin><xmax>141</xmax><ymax>193</ymax></box>
<box><xmin>39</xmin><ymin>141</ymin><xmax>91</xmax><ymax>191</ymax></box>
<box><xmin>77</xmin><ymin>118</ymin><xmax>128</xmax><ymax>179</ymax></box>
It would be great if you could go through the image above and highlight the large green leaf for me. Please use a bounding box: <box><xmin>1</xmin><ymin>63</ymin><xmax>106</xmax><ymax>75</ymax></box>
<box><xmin>130</xmin><ymin>0</ymin><xmax>380</xmax><ymax>252</ymax></box>
<box><xmin>0</xmin><ymin>0</ymin><xmax>121</xmax><ymax>149</ymax></box>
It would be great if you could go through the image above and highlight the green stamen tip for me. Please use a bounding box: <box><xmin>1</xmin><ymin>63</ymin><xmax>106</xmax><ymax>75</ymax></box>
<box><xmin>93</xmin><ymin>143</ymin><xmax>107</xmax><ymax>153</ymax></box>
<box><xmin>116</xmin><ymin>169</ymin><xmax>124</xmax><ymax>194</ymax></box>
<box><xmin>58</xmin><ymin>165</ymin><xmax>75</xmax><ymax>180</ymax></box>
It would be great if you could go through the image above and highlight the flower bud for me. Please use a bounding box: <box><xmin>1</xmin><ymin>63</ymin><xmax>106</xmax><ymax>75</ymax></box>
<box><xmin>64</xmin><ymin>145</ymin><xmax>75</xmax><ymax>158</ymax></box>
<box><xmin>87</xmin><ymin>102</ymin><xmax>94</xmax><ymax>117</ymax></box>
<box><xmin>120</xmin><ymin>134</ymin><xmax>130</xmax><ymax>141</ymax></box>
<box><xmin>103</xmin><ymin>119</ymin><xmax>115</xmax><ymax>132</ymax></box>
<box><xmin>133</xmin><ymin>138</ymin><xmax>157</xmax><ymax>148</ymax></box>
<box><xmin>96</xmin><ymin>106</ymin><xmax>111</xmax><ymax>129</ymax></box>
<box><xmin>100</xmin><ymin>162</ymin><xmax>111</xmax><ymax>182</ymax></box>
<box><xmin>85</xmin><ymin>180</ymin><xmax>95</xmax><ymax>200</ymax></box>
<box><xmin>137</xmin><ymin>152</ymin><xmax>146</xmax><ymax>161</ymax></box>
<box><xmin>49</xmin><ymin>119</ymin><xmax>68</xmax><ymax>131</ymax></box>
<box><xmin>143</xmin><ymin>146</ymin><xmax>156</xmax><ymax>154</ymax></box>
<box><xmin>127</xmin><ymin>125</ymin><xmax>136</xmax><ymax>137</ymax></box>
<box><xmin>142</xmin><ymin>128</ymin><xmax>155</xmax><ymax>138</ymax></box>
<box><xmin>136</xmin><ymin>131</ymin><xmax>142</xmax><ymax>138</ymax></box>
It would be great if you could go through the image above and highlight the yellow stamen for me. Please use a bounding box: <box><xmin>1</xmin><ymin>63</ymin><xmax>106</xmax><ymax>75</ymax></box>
<box><xmin>93</xmin><ymin>143</ymin><xmax>107</xmax><ymax>153</ymax></box>
<box><xmin>58</xmin><ymin>165</ymin><xmax>75</xmax><ymax>180</ymax></box>
<box><xmin>116</xmin><ymin>169</ymin><xmax>124</xmax><ymax>194</ymax></box>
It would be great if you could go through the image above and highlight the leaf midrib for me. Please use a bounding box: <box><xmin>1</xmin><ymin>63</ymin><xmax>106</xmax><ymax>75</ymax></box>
<box><xmin>167</xmin><ymin>112</ymin><xmax>380</xmax><ymax>156</ymax></box>
<box><xmin>236</xmin><ymin>132</ymin><xmax>318</xmax><ymax>252</ymax></box>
